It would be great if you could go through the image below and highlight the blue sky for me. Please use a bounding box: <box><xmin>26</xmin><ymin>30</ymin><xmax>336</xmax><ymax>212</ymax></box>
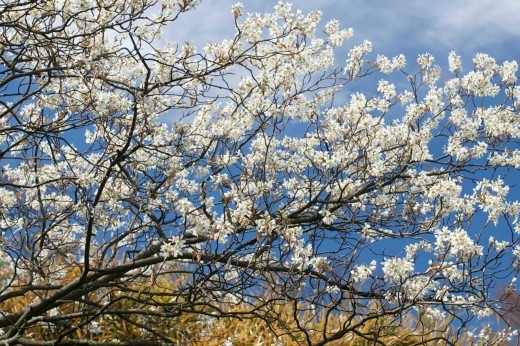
<box><xmin>171</xmin><ymin>0</ymin><xmax>520</xmax><ymax>70</ymax></box>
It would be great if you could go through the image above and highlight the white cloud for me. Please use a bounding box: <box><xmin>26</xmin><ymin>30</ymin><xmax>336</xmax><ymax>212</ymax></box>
<box><xmin>420</xmin><ymin>0</ymin><xmax>520</xmax><ymax>50</ymax></box>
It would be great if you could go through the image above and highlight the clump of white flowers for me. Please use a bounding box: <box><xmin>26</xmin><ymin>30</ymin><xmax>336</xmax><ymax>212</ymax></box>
<box><xmin>345</xmin><ymin>40</ymin><xmax>372</xmax><ymax>77</ymax></box>
<box><xmin>500</xmin><ymin>60</ymin><xmax>518</xmax><ymax>84</ymax></box>
<box><xmin>374</xmin><ymin>54</ymin><xmax>406</xmax><ymax>73</ymax></box>
<box><xmin>231</xmin><ymin>2</ymin><xmax>243</xmax><ymax>18</ymax></box>
<box><xmin>448</xmin><ymin>51</ymin><xmax>462</xmax><ymax>74</ymax></box>
<box><xmin>309</xmin><ymin>256</ymin><xmax>330</xmax><ymax>272</ymax></box>
<box><xmin>319</xmin><ymin>209</ymin><xmax>336</xmax><ymax>225</ymax></box>
<box><xmin>351</xmin><ymin>260</ymin><xmax>376</xmax><ymax>283</ymax></box>
<box><xmin>160</xmin><ymin>236</ymin><xmax>186</xmax><ymax>258</ymax></box>
<box><xmin>88</xmin><ymin>321</ymin><xmax>102</xmax><ymax>335</ymax></box>
<box><xmin>382</xmin><ymin>257</ymin><xmax>414</xmax><ymax>283</ymax></box>
<box><xmin>324</xmin><ymin>19</ymin><xmax>353</xmax><ymax>47</ymax></box>
<box><xmin>434</xmin><ymin>227</ymin><xmax>483</xmax><ymax>258</ymax></box>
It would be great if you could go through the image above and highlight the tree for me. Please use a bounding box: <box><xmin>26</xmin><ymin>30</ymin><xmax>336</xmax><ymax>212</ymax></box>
<box><xmin>0</xmin><ymin>0</ymin><xmax>519</xmax><ymax>344</ymax></box>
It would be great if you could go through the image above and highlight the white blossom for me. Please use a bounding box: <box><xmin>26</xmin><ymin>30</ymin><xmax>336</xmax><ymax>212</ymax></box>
<box><xmin>448</xmin><ymin>51</ymin><xmax>462</xmax><ymax>73</ymax></box>
<box><xmin>382</xmin><ymin>257</ymin><xmax>414</xmax><ymax>283</ymax></box>
<box><xmin>351</xmin><ymin>260</ymin><xmax>376</xmax><ymax>283</ymax></box>
<box><xmin>160</xmin><ymin>236</ymin><xmax>186</xmax><ymax>258</ymax></box>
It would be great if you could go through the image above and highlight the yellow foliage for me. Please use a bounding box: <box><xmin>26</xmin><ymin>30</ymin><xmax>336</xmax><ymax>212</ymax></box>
<box><xmin>0</xmin><ymin>260</ymin><xmax>467</xmax><ymax>345</ymax></box>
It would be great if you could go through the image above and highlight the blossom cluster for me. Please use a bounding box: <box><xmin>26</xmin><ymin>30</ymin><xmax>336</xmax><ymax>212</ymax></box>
<box><xmin>0</xmin><ymin>0</ymin><xmax>519</xmax><ymax>344</ymax></box>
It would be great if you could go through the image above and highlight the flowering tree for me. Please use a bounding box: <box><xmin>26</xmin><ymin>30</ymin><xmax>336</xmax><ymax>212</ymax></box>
<box><xmin>0</xmin><ymin>0</ymin><xmax>519</xmax><ymax>344</ymax></box>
